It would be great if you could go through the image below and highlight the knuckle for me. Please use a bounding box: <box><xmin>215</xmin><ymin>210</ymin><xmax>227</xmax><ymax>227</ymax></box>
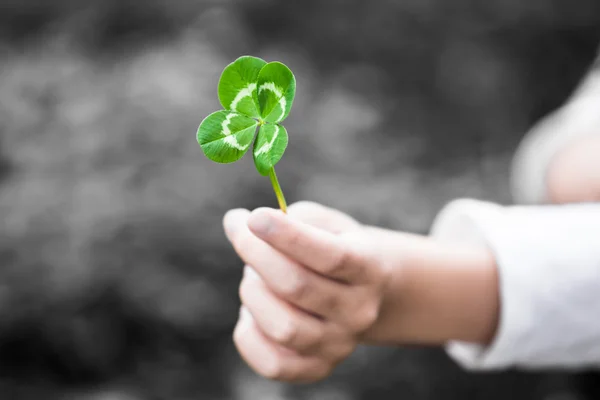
<box><xmin>336</xmin><ymin>233</ymin><xmax>371</xmax><ymax>280</ymax></box>
<box><xmin>320</xmin><ymin>292</ymin><xmax>339</xmax><ymax>315</ymax></box>
<box><xmin>326</xmin><ymin>245</ymin><xmax>352</xmax><ymax>278</ymax></box>
<box><xmin>279</xmin><ymin>271</ymin><xmax>309</xmax><ymax>300</ymax></box>
<box><xmin>272</xmin><ymin>317</ymin><xmax>298</xmax><ymax>344</ymax></box>
<box><xmin>286</xmin><ymin>227</ymin><xmax>303</xmax><ymax>249</ymax></box>
<box><xmin>354</xmin><ymin>302</ymin><xmax>380</xmax><ymax>332</ymax></box>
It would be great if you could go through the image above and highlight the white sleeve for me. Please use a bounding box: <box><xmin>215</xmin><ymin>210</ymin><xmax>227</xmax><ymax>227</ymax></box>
<box><xmin>430</xmin><ymin>199</ymin><xmax>600</xmax><ymax>370</ymax></box>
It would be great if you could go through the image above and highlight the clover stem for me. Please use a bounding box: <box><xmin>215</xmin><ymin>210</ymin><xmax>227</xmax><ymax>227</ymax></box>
<box><xmin>268</xmin><ymin>167</ymin><xmax>287</xmax><ymax>213</ymax></box>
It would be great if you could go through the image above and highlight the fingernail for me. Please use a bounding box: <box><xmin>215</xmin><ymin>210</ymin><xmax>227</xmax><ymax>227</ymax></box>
<box><xmin>243</xmin><ymin>266</ymin><xmax>261</xmax><ymax>281</ymax></box>
<box><xmin>248</xmin><ymin>209</ymin><xmax>274</xmax><ymax>237</ymax></box>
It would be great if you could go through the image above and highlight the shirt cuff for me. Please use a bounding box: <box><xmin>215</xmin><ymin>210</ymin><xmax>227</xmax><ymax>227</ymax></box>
<box><xmin>430</xmin><ymin>198</ymin><xmax>600</xmax><ymax>370</ymax></box>
<box><xmin>429</xmin><ymin>198</ymin><xmax>514</xmax><ymax>370</ymax></box>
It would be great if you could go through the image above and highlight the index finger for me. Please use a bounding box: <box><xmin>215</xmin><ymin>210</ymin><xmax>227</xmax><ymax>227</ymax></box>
<box><xmin>287</xmin><ymin>201</ymin><xmax>361</xmax><ymax>234</ymax></box>
<box><xmin>247</xmin><ymin>208</ymin><xmax>363</xmax><ymax>282</ymax></box>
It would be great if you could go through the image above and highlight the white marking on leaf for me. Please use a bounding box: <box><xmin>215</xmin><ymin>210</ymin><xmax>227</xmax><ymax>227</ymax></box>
<box><xmin>230</xmin><ymin>83</ymin><xmax>257</xmax><ymax>112</ymax></box>
<box><xmin>255</xmin><ymin>125</ymin><xmax>280</xmax><ymax>157</ymax></box>
<box><xmin>259</xmin><ymin>82</ymin><xmax>286</xmax><ymax>121</ymax></box>
<box><xmin>259</xmin><ymin>82</ymin><xmax>282</xmax><ymax>97</ymax></box>
<box><xmin>221</xmin><ymin>113</ymin><xmax>248</xmax><ymax>150</ymax></box>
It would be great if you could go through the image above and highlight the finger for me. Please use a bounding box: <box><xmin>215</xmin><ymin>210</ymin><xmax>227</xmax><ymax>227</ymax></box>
<box><xmin>233</xmin><ymin>307</ymin><xmax>332</xmax><ymax>383</ymax></box>
<box><xmin>240</xmin><ymin>266</ymin><xmax>326</xmax><ymax>353</ymax></box>
<box><xmin>287</xmin><ymin>201</ymin><xmax>360</xmax><ymax>234</ymax></box>
<box><xmin>247</xmin><ymin>208</ymin><xmax>363</xmax><ymax>282</ymax></box>
<box><xmin>223</xmin><ymin>208</ymin><xmax>251</xmax><ymax>237</ymax></box>
<box><xmin>224</xmin><ymin>209</ymin><xmax>346</xmax><ymax>317</ymax></box>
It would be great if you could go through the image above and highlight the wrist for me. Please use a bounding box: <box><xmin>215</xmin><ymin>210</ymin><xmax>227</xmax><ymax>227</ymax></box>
<box><xmin>400</xmin><ymin>243</ymin><xmax>499</xmax><ymax>345</ymax></box>
<box><xmin>359</xmin><ymin>229</ymin><xmax>499</xmax><ymax>346</ymax></box>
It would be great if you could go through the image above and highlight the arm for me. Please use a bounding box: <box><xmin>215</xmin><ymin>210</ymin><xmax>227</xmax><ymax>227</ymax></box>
<box><xmin>225</xmin><ymin>50</ymin><xmax>600</xmax><ymax>382</ymax></box>
<box><xmin>226</xmin><ymin>200</ymin><xmax>600</xmax><ymax>381</ymax></box>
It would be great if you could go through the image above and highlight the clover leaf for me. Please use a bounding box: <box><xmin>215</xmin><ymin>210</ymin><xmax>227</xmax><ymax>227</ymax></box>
<box><xmin>253</xmin><ymin>123</ymin><xmax>288</xmax><ymax>176</ymax></box>
<box><xmin>256</xmin><ymin>61</ymin><xmax>296</xmax><ymax>123</ymax></box>
<box><xmin>218</xmin><ymin>56</ymin><xmax>265</xmax><ymax>119</ymax></box>
<box><xmin>196</xmin><ymin>56</ymin><xmax>296</xmax><ymax>212</ymax></box>
<box><xmin>197</xmin><ymin>110</ymin><xmax>258</xmax><ymax>163</ymax></box>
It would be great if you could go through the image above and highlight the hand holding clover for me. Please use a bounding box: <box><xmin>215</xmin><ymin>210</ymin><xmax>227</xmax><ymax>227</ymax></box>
<box><xmin>224</xmin><ymin>202</ymin><xmax>391</xmax><ymax>383</ymax></box>
<box><xmin>197</xmin><ymin>57</ymin><xmax>391</xmax><ymax>382</ymax></box>
<box><xmin>197</xmin><ymin>56</ymin><xmax>296</xmax><ymax>212</ymax></box>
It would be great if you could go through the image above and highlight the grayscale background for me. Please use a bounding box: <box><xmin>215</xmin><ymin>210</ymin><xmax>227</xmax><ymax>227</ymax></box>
<box><xmin>0</xmin><ymin>0</ymin><xmax>599</xmax><ymax>399</ymax></box>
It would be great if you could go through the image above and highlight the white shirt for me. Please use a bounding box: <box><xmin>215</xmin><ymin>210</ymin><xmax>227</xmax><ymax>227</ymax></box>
<box><xmin>429</xmin><ymin>52</ymin><xmax>600</xmax><ymax>370</ymax></box>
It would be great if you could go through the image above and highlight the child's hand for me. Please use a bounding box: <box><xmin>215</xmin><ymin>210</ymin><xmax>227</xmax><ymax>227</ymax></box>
<box><xmin>223</xmin><ymin>202</ymin><xmax>391</xmax><ymax>383</ymax></box>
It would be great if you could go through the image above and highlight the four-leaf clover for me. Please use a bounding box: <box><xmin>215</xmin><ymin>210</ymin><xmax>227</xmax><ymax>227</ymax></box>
<box><xmin>197</xmin><ymin>56</ymin><xmax>296</xmax><ymax>212</ymax></box>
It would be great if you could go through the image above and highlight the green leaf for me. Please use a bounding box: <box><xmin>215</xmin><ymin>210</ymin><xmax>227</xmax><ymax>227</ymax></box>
<box><xmin>253</xmin><ymin>123</ymin><xmax>288</xmax><ymax>175</ymax></box>
<box><xmin>197</xmin><ymin>110</ymin><xmax>258</xmax><ymax>164</ymax></box>
<box><xmin>218</xmin><ymin>56</ymin><xmax>267</xmax><ymax>118</ymax></box>
<box><xmin>256</xmin><ymin>62</ymin><xmax>296</xmax><ymax>123</ymax></box>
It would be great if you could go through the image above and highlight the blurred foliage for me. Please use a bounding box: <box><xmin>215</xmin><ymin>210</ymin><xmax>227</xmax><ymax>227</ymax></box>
<box><xmin>0</xmin><ymin>0</ymin><xmax>599</xmax><ymax>399</ymax></box>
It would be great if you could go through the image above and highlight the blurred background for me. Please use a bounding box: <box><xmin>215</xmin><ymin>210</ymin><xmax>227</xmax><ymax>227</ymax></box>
<box><xmin>0</xmin><ymin>0</ymin><xmax>600</xmax><ymax>399</ymax></box>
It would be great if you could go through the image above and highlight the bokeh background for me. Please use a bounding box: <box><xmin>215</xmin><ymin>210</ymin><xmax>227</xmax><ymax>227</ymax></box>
<box><xmin>1</xmin><ymin>0</ymin><xmax>600</xmax><ymax>399</ymax></box>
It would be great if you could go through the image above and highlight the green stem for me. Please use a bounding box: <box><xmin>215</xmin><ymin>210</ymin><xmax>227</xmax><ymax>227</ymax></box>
<box><xmin>268</xmin><ymin>167</ymin><xmax>287</xmax><ymax>213</ymax></box>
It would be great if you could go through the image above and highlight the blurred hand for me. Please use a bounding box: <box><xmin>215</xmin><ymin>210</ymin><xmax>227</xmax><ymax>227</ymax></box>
<box><xmin>223</xmin><ymin>201</ymin><xmax>391</xmax><ymax>383</ymax></box>
<box><xmin>548</xmin><ymin>134</ymin><xmax>600</xmax><ymax>204</ymax></box>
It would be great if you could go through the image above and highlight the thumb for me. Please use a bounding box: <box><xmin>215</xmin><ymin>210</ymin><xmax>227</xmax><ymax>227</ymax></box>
<box><xmin>286</xmin><ymin>201</ymin><xmax>360</xmax><ymax>234</ymax></box>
